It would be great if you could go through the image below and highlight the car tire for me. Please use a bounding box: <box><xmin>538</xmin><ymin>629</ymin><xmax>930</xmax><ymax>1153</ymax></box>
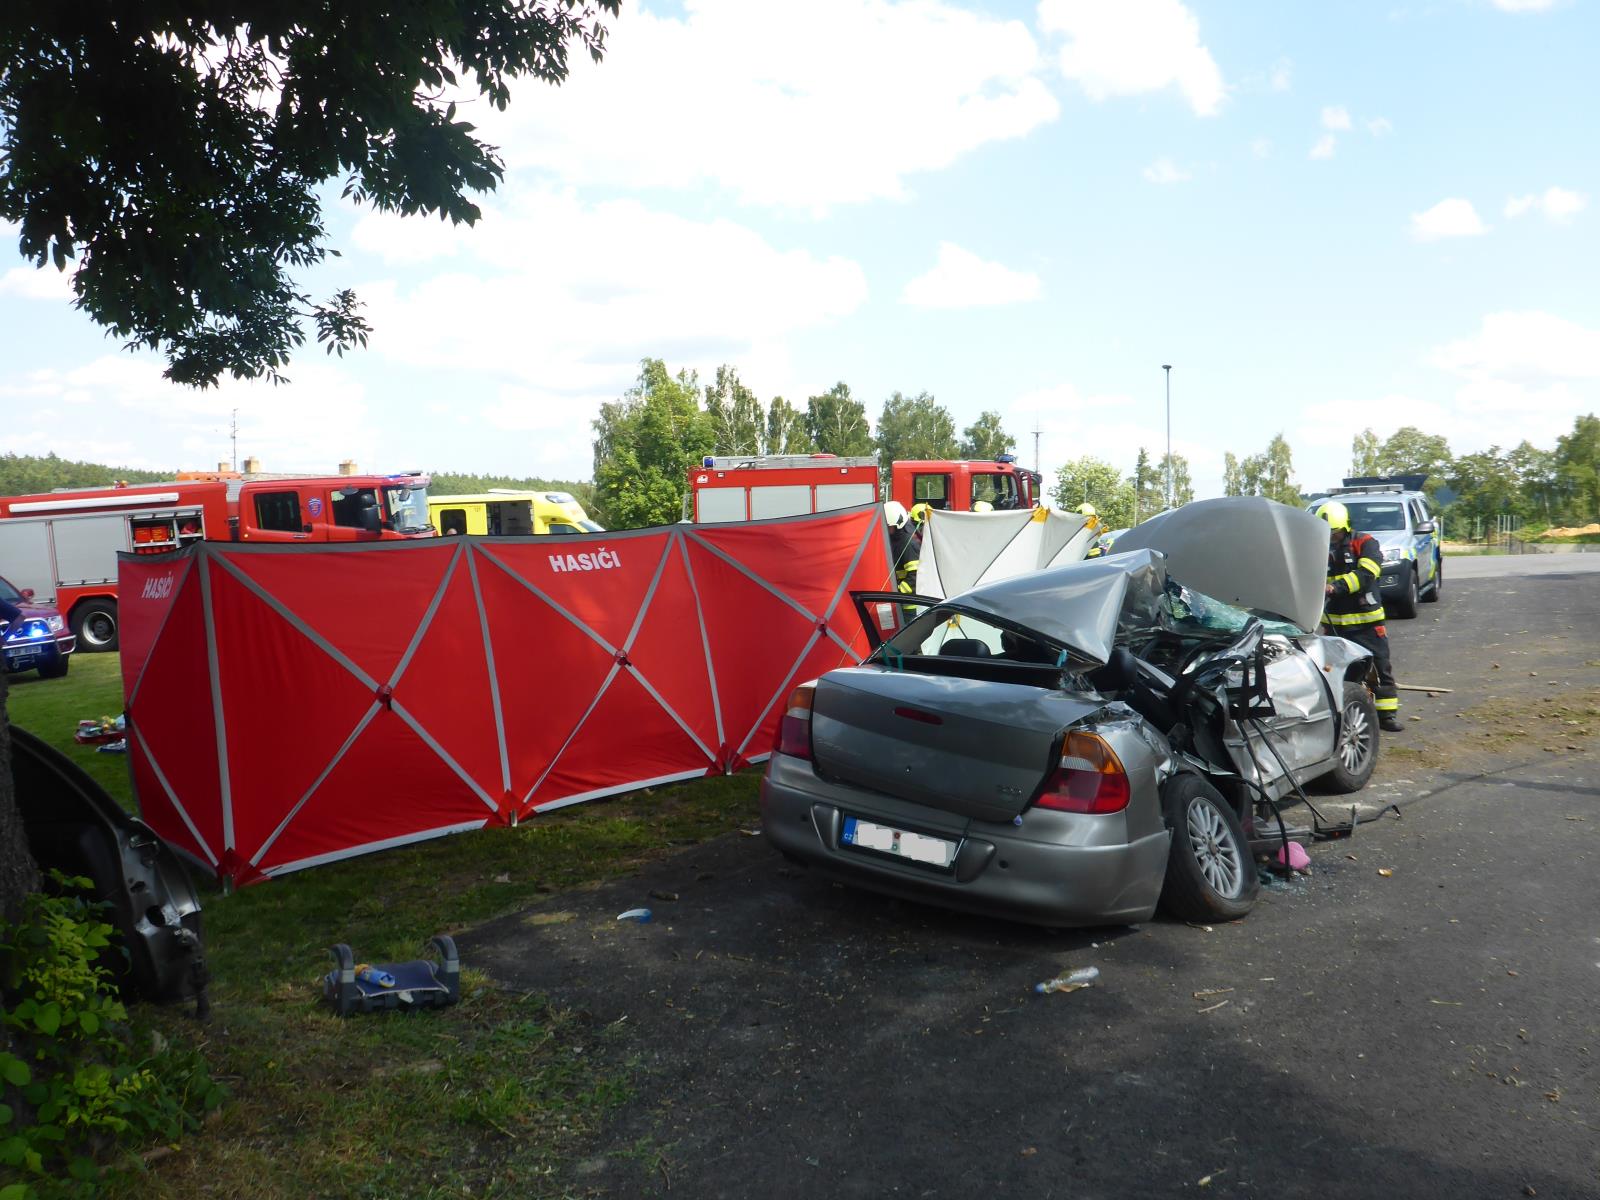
<box><xmin>71</xmin><ymin>598</ymin><xmax>119</xmax><ymax>652</ymax></box>
<box><xmin>1422</xmin><ymin>556</ymin><xmax>1442</xmax><ymax>603</ymax></box>
<box><xmin>1158</xmin><ymin>774</ymin><xmax>1258</xmax><ymax>923</ymax></box>
<box><xmin>1390</xmin><ymin>566</ymin><xmax>1418</xmax><ymax>619</ymax></box>
<box><xmin>37</xmin><ymin>657</ymin><xmax>69</xmax><ymax>679</ymax></box>
<box><xmin>1318</xmin><ymin>682</ymin><xmax>1379</xmax><ymax>794</ymax></box>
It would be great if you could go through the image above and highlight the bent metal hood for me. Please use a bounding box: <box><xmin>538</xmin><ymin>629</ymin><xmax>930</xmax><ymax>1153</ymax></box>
<box><xmin>951</xmin><ymin>549</ymin><xmax>1169</xmax><ymax>668</ymax></box>
<box><xmin>1109</xmin><ymin>496</ymin><xmax>1331</xmax><ymax>633</ymax></box>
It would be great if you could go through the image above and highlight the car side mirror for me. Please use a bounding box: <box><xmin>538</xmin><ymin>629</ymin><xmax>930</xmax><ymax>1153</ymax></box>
<box><xmin>1415</xmin><ymin>520</ymin><xmax>1436</xmax><ymax>534</ymax></box>
<box><xmin>360</xmin><ymin>507</ymin><xmax>382</xmax><ymax>533</ymax></box>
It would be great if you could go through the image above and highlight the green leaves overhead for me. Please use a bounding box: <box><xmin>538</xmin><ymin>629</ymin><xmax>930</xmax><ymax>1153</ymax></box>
<box><xmin>0</xmin><ymin>2</ymin><xmax>620</xmax><ymax>386</ymax></box>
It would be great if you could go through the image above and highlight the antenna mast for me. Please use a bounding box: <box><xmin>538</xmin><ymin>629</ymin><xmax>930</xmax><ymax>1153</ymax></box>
<box><xmin>230</xmin><ymin>408</ymin><xmax>238</xmax><ymax>471</ymax></box>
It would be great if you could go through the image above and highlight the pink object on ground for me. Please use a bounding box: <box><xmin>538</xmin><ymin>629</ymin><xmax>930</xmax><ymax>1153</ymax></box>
<box><xmin>1277</xmin><ymin>841</ymin><xmax>1311</xmax><ymax>871</ymax></box>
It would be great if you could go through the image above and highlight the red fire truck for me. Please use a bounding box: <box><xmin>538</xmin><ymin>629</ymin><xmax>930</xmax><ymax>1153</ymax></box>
<box><xmin>887</xmin><ymin>455</ymin><xmax>1042</xmax><ymax>513</ymax></box>
<box><xmin>685</xmin><ymin>455</ymin><xmax>881</xmax><ymax>522</ymax></box>
<box><xmin>0</xmin><ymin>473</ymin><xmax>433</xmax><ymax>652</ymax></box>
<box><xmin>684</xmin><ymin>454</ymin><xmax>1042</xmax><ymax>523</ymax></box>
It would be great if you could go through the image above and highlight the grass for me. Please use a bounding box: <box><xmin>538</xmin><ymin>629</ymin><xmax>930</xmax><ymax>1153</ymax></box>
<box><xmin>6</xmin><ymin>652</ymin><xmax>761</xmax><ymax>1198</ymax></box>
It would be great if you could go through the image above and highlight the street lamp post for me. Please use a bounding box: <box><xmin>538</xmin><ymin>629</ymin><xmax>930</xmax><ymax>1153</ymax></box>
<box><xmin>1162</xmin><ymin>364</ymin><xmax>1172</xmax><ymax>509</ymax></box>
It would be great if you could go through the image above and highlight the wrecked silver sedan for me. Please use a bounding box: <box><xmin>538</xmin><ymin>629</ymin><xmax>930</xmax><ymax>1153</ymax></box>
<box><xmin>760</xmin><ymin>499</ymin><xmax>1379</xmax><ymax>927</ymax></box>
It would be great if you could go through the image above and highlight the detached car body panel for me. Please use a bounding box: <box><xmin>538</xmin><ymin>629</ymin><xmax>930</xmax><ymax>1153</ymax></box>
<box><xmin>12</xmin><ymin>728</ymin><xmax>207</xmax><ymax>1006</ymax></box>
<box><xmin>761</xmin><ymin>500</ymin><xmax>1380</xmax><ymax>928</ymax></box>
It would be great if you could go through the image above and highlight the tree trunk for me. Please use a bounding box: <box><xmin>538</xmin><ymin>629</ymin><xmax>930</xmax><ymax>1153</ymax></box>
<box><xmin>0</xmin><ymin>668</ymin><xmax>42</xmax><ymax>925</ymax></box>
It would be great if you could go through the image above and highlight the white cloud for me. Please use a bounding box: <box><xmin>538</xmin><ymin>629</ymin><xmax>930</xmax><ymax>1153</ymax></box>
<box><xmin>1309</xmin><ymin>134</ymin><xmax>1337</xmax><ymax>160</ymax></box>
<box><xmin>1366</xmin><ymin>116</ymin><xmax>1394</xmax><ymax>136</ymax></box>
<box><xmin>1037</xmin><ymin>0</ymin><xmax>1226</xmax><ymax>117</ymax></box>
<box><xmin>1250</xmin><ymin>138</ymin><xmax>1273</xmax><ymax>159</ymax></box>
<box><xmin>479</xmin><ymin>0</ymin><xmax>1058</xmax><ymax>211</ymax></box>
<box><xmin>0</xmin><ymin>356</ymin><xmax>377</xmax><ymax>473</ymax></box>
<box><xmin>346</xmin><ymin>186</ymin><xmax>867</xmax><ymax>475</ymax></box>
<box><xmin>1321</xmin><ymin>105</ymin><xmax>1352</xmax><ymax>131</ymax></box>
<box><xmin>1269</xmin><ymin>58</ymin><xmax>1292</xmax><ymax>92</ymax></box>
<box><xmin>1409</xmin><ymin>198</ymin><xmax>1489</xmax><ymax>240</ymax></box>
<box><xmin>1429</xmin><ymin>311</ymin><xmax>1600</xmax><ymax>382</ymax></box>
<box><xmin>0</xmin><ymin>265</ymin><xmax>75</xmax><ymax>302</ymax></box>
<box><xmin>1491</xmin><ymin>0</ymin><xmax>1559</xmax><ymax>11</ymax></box>
<box><xmin>1142</xmin><ymin>157</ymin><xmax>1192</xmax><ymax>185</ymax></box>
<box><xmin>1504</xmin><ymin>186</ymin><xmax>1587</xmax><ymax>222</ymax></box>
<box><xmin>901</xmin><ymin>242</ymin><xmax>1042</xmax><ymax>309</ymax></box>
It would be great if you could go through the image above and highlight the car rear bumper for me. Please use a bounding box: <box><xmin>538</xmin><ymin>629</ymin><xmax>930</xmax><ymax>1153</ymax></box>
<box><xmin>760</xmin><ymin>755</ymin><xmax>1169</xmax><ymax>927</ymax></box>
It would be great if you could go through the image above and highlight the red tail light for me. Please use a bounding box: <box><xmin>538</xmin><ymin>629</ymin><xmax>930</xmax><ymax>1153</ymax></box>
<box><xmin>1036</xmin><ymin>731</ymin><xmax>1130</xmax><ymax>814</ymax></box>
<box><xmin>774</xmin><ymin>685</ymin><xmax>815</xmax><ymax>760</ymax></box>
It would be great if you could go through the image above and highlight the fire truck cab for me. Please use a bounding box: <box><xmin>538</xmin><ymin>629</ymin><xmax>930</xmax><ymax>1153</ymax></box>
<box><xmin>888</xmin><ymin>456</ymin><xmax>1042</xmax><ymax>513</ymax></box>
<box><xmin>0</xmin><ymin>473</ymin><xmax>432</xmax><ymax>652</ymax></box>
<box><xmin>686</xmin><ymin>455</ymin><xmax>880</xmax><ymax>523</ymax></box>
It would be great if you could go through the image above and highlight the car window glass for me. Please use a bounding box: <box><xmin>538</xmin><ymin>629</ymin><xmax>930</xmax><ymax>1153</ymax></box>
<box><xmin>254</xmin><ymin>491</ymin><xmax>302</xmax><ymax>532</ymax></box>
<box><xmin>1345</xmin><ymin>501</ymin><xmax>1406</xmax><ymax>532</ymax></box>
<box><xmin>913</xmin><ymin>474</ymin><xmax>951</xmax><ymax>509</ymax></box>
<box><xmin>1164</xmin><ymin>582</ymin><xmax>1301</xmax><ymax>639</ymax></box>
<box><xmin>331</xmin><ymin>488</ymin><xmax>378</xmax><ymax>528</ymax></box>
<box><xmin>971</xmin><ymin>473</ymin><xmax>1018</xmax><ymax>507</ymax></box>
<box><xmin>882</xmin><ymin>605</ymin><xmax>1060</xmax><ymax>664</ymax></box>
<box><xmin>0</xmin><ymin>577</ymin><xmax>21</xmax><ymax>604</ymax></box>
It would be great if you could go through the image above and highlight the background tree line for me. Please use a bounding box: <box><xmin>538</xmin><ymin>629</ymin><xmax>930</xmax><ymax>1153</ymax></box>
<box><xmin>590</xmin><ymin>358</ymin><xmax>1014</xmax><ymax>527</ymax></box>
<box><xmin>7</xmin><ymin>407</ymin><xmax>1598</xmax><ymax>540</ymax></box>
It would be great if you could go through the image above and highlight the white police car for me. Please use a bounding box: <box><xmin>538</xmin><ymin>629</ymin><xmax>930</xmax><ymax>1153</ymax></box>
<box><xmin>1306</xmin><ymin>482</ymin><xmax>1442</xmax><ymax>618</ymax></box>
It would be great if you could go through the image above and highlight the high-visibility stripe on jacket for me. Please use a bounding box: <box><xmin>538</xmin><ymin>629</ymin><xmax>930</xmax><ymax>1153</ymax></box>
<box><xmin>1325</xmin><ymin>530</ymin><xmax>1386</xmax><ymax>626</ymax></box>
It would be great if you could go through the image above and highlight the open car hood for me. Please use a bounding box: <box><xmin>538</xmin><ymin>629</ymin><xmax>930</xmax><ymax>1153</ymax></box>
<box><xmin>1109</xmin><ymin>497</ymin><xmax>1330</xmax><ymax>633</ymax></box>
<box><xmin>950</xmin><ymin>548</ymin><xmax>1168</xmax><ymax>667</ymax></box>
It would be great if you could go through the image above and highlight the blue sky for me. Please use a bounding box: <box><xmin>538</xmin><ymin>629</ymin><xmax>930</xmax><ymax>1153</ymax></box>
<box><xmin>2</xmin><ymin>0</ymin><xmax>1597</xmax><ymax>497</ymax></box>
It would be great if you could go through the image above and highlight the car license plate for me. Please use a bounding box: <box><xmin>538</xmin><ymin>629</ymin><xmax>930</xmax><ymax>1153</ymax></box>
<box><xmin>841</xmin><ymin>816</ymin><xmax>955</xmax><ymax>869</ymax></box>
<box><xmin>8</xmin><ymin>652</ymin><xmax>38</xmax><ymax>668</ymax></box>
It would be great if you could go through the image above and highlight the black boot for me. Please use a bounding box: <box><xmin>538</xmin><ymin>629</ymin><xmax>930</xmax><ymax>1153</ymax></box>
<box><xmin>1380</xmin><ymin>713</ymin><xmax>1403</xmax><ymax>733</ymax></box>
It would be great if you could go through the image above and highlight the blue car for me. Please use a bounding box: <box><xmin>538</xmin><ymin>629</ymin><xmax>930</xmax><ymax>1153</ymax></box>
<box><xmin>1</xmin><ymin>572</ymin><xmax>76</xmax><ymax>678</ymax></box>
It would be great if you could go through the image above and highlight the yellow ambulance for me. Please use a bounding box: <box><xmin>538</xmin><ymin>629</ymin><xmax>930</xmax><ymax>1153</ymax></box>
<box><xmin>428</xmin><ymin>490</ymin><xmax>604</xmax><ymax>537</ymax></box>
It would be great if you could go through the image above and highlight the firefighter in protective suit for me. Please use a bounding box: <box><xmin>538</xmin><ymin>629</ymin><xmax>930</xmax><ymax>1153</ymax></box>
<box><xmin>1317</xmin><ymin>500</ymin><xmax>1403</xmax><ymax>732</ymax></box>
<box><xmin>885</xmin><ymin>502</ymin><xmax>919</xmax><ymax>593</ymax></box>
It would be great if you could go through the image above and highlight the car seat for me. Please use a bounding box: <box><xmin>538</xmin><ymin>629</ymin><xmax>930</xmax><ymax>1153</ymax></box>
<box><xmin>938</xmin><ymin>638</ymin><xmax>991</xmax><ymax>658</ymax></box>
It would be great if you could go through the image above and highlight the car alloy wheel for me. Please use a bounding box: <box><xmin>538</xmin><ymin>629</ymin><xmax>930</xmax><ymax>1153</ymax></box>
<box><xmin>1186</xmin><ymin>796</ymin><xmax>1245</xmax><ymax>899</ymax></box>
<box><xmin>1338</xmin><ymin>700</ymin><xmax>1374</xmax><ymax>775</ymax></box>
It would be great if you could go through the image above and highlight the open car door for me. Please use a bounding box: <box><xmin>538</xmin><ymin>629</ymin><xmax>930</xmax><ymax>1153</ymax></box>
<box><xmin>850</xmin><ymin>591</ymin><xmax>940</xmax><ymax>652</ymax></box>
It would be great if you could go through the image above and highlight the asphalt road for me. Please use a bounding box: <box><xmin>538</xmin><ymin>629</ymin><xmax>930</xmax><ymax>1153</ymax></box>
<box><xmin>463</xmin><ymin>560</ymin><xmax>1600</xmax><ymax>1199</ymax></box>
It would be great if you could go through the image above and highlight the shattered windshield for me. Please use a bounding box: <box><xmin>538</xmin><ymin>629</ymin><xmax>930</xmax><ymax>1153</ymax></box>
<box><xmin>1164</xmin><ymin>582</ymin><xmax>1301</xmax><ymax>639</ymax></box>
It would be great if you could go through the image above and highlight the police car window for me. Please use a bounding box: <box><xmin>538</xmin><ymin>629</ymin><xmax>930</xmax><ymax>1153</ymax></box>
<box><xmin>1345</xmin><ymin>502</ymin><xmax>1406</xmax><ymax>532</ymax></box>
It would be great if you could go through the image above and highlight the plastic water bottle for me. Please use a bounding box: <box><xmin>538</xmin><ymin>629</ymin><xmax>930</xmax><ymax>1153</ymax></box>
<box><xmin>616</xmin><ymin>908</ymin><xmax>652</xmax><ymax>923</ymax></box>
<box><xmin>1035</xmin><ymin>966</ymin><xmax>1099</xmax><ymax>994</ymax></box>
<box><xmin>355</xmin><ymin>964</ymin><xmax>396</xmax><ymax>988</ymax></box>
